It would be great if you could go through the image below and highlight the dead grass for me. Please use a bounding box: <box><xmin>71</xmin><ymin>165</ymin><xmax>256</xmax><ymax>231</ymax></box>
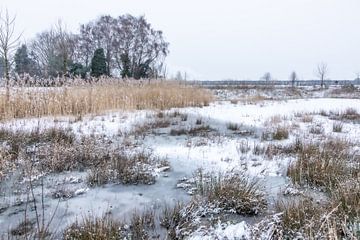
<box><xmin>253</xmin><ymin>143</ymin><xmax>266</xmax><ymax>155</ymax></box>
<box><xmin>275</xmin><ymin>197</ymin><xmax>323</xmax><ymax>237</ymax></box>
<box><xmin>333</xmin><ymin>121</ymin><xmax>344</xmax><ymax>132</ymax></box>
<box><xmin>87</xmin><ymin>150</ymin><xmax>169</xmax><ymax>186</ymax></box>
<box><xmin>0</xmin><ymin>79</ymin><xmax>213</xmax><ymax>121</ymax></box>
<box><xmin>309</xmin><ymin>123</ymin><xmax>325</xmax><ymax>134</ymax></box>
<box><xmin>287</xmin><ymin>138</ymin><xmax>352</xmax><ymax>190</ymax></box>
<box><xmin>63</xmin><ymin>210</ymin><xmax>157</xmax><ymax>240</ymax></box>
<box><xmin>226</xmin><ymin>122</ymin><xmax>240</xmax><ymax>131</ymax></box>
<box><xmin>330</xmin><ymin>108</ymin><xmax>360</xmax><ymax>123</ymax></box>
<box><xmin>272</xmin><ymin>126</ymin><xmax>290</xmax><ymax>140</ymax></box>
<box><xmin>194</xmin><ymin>171</ymin><xmax>267</xmax><ymax>215</ymax></box>
<box><xmin>241</xmin><ymin>94</ymin><xmax>268</xmax><ymax>104</ymax></box>
<box><xmin>237</xmin><ymin>140</ymin><xmax>251</xmax><ymax>154</ymax></box>
<box><xmin>340</xmin><ymin>108</ymin><xmax>360</xmax><ymax>121</ymax></box>
<box><xmin>268</xmin><ymin>136</ymin><xmax>359</xmax><ymax>239</ymax></box>
<box><xmin>131</xmin><ymin>118</ymin><xmax>171</xmax><ymax>137</ymax></box>
<box><xmin>0</xmin><ymin>127</ymin><xmax>78</xmax><ymax>177</ymax></box>
<box><xmin>301</xmin><ymin>114</ymin><xmax>313</xmax><ymax>123</ymax></box>
<box><xmin>0</xmin><ymin>127</ymin><xmax>168</xmax><ymax>185</ymax></box>
<box><xmin>170</xmin><ymin>125</ymin><xmax>213</xmax><ymax>137</ymax></box>
<box><xmin>63</xmin><ymin>215</ymin><xmax>123</xmax><ymax>240</ymax></box>
<box><xmin>274</xmin><ymin>190</ymin><xmax>360</xmax><ymax>239</ymax></box>
<box><xmin>261</xmin><ymin>126</ymin><xmax>290</xmax><ymax>141</ymax></box>
<box><xmin>330</xmin><ymin>180</ymin><xmax>360</xmax><ymax>221</ymax></box>
<box><xmin>230</xmin><ymin>99</ymin><xmax>238</xmax><ymax>104</ymax></box>
<box><xmin>330</xmin><ymin>84</ymin><xmax>359</xmax><ymax>95</ymax></box>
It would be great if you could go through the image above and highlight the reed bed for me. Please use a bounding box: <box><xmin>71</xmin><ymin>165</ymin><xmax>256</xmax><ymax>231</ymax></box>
<box><xmin>0</xmin><ymin>79</ymin><xmax>213</xmax><ymax>121</ymax></box>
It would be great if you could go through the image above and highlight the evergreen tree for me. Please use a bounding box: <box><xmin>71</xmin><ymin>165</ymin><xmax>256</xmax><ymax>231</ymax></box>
<box><xmin>14</xmin><ymin>45</ymin><xmax>30</xmax><ymax>75</ymax></box>
<box><xmin>14</xmin><ymin>45</ymin><xmax>38</xmax><ymax>76</ymax></box>
<box><xmin>91</xmin><ymin>48</ymin><xmax>107</xmax><ymax>77</ymax></box>
<box><xmin>120</xmin><ymin>53</ymin><xmax>131</xmax><ymax>78</ymax></box>
<box><xmin>69</xmin><ymin>62</ymin><xmax>87</xmax><ymax>78</ymax></box>
<box><xmin>0</xmin><ymin>57</ymin><xmax>4</xmax><ymax>78</ymax></box>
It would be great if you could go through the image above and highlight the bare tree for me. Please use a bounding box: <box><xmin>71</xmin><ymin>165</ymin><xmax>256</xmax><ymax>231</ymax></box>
<box><xmin>30</xmin><ymin>22</ymin><xmax>76</xmax><ymax>78</ymax></box>
<box><xmin>76</xmin><ymin>23</ymin><xmax>97</xmax><ymax>69</ymax></box>
<box><xmin>30</xmin><ymin>29</ymin><xmax>59</xmax><ymax>77</ymax></box>
<box><xmin>355</xmin><ymin>72</ymin><xmax>360</xmax><ymax>81</ymax></box>
<box><xmin>54</xmin><ymin>20</ymin><xmax>76</xmax><ymax>76</ymax></box>
<box><xmin>261</xmin><ymin>72</ymin><xmax>272</xmax><ymax>82</ymax></box>
<box><xmin>175</xmin><ymin>71</ymin><xmax>183</xmax><ymax>81</ymax></box>
<box><xmin>316</xmin><ymin>62</ymin><xmax>328</xmax><ymax>88</ymax></box>
<box><xmin>290</xmin><ymin>71</ymin><xmax>297</xmax><ymax>87</ymax></box>
<box><xmin>0</xmin><ymin>9</ymin><xmax>22</xmax><ymax>82</ymax></box>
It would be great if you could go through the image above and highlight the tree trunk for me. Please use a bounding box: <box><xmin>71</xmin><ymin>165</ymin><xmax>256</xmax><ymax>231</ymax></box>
<box><xmin>4</xmin><ymin>52</ymin><xmax>9</xmax><ymax>81</ymax></box>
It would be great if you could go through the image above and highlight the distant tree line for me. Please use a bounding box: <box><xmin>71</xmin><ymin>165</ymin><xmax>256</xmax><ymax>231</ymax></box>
<box><xmin>0</xmin><ymin>13</ymin><xmax>169</xmax><ymax>80</ymax></box>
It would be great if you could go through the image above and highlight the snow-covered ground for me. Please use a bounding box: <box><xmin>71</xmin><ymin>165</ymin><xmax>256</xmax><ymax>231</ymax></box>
<box><xmin>0</xmin><ymin>97</ymin><xmax>359</xmax><ymax>239</ymax></box>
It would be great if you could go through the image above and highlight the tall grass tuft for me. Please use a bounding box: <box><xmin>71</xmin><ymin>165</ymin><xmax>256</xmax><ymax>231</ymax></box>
<box><xmin>287</xmin><ymin>139</ymin><xmax>351</xmax><ymax>190</ymax></box>
<box><xmin>195</xmin><ymin>171</ymin><xmax>267</xmax><ymax>215</ymax></box>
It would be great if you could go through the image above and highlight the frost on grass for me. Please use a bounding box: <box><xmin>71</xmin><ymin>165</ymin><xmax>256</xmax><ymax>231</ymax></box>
<box><xmin>0</xmin><ymin>126</ymin><xmax>169</xmax><ymax>187</ymax></box>
<box><xmin>287</xmin><ymin>138</ymin><xmax>355</xmax><ymax>190</ymax></box>
<box><xmin>87</xmin><ymin>149</ymin><xmax>169</xmax><ymax>186</ymax></box>
<box><xmin>167</xmin><ymin>170</ymin><xmax>267</xmax><ymax>238</ymax></box>
<box><xmin>267</xmin><ymin>137</ymin><xmax>360</xmax><ymax>239</ymax></box>
<box><xmin>63</xmin><ymin>210</ymin><xmax>157</xmax><ymax>240</ymax></box>
<box><xmin>253</xmin><ymin>192</ymin><xmax>359</xmax><ymax>240</ymax></box>
<box><xmin>193</xmin><ymin>170</ymin><xmax>267</xmax><ymax>215</ymax></box>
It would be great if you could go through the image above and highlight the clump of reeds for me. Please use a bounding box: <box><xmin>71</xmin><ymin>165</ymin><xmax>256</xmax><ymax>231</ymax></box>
<box><xmin>0</xmin><ymin>79</ymin><xmax>213</xmax><ymax>121</ymax></box>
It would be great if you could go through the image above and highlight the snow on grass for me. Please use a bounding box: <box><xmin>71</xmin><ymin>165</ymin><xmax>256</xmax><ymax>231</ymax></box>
<box><xmin>186</xmin><ymin>98</ymin><xmax>360</xmax><ymax>127</ymax></box>
<box><xmin>1</xmin><ymin>98</ymin><xmax>359</xmax><ymax>137</ymax></box>
<box><xmin>189</xmin><ymin>221</ymin><xmax>250</xmax><ymax>240</ymax></box>
<box><xmin>1</xmin><ymin>97</ymin><xmax>359</xmax><ymax>238</ymax></box>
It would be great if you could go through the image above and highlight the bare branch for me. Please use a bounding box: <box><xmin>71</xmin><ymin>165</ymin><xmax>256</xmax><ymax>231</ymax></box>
<box><xmin>316</xmin><ymin>62</ymin><xmax>328</xmax><ymax>88</ymax></box>
<box><xmin>0</xmin><ymin>9</ymin><xmax>22</xmax><ymax>80</ymax></box>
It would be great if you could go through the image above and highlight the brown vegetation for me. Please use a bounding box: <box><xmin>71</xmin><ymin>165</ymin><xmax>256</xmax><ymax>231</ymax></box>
<box><xmin>0</xmin><ymin>79</ymin><xmax>213</xmax><ymax>121</ymax></box>
<box><xmin>287</xmin><ymin>138</ymin><xmax>352</xmax><ymax>190</ymax></box>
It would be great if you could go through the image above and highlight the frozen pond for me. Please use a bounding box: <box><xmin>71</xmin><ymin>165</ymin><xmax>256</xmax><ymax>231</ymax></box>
<box><xmin>0</xmin><ymin>98</ymin><xmax>359</xmax><ymax>238</ymax></box>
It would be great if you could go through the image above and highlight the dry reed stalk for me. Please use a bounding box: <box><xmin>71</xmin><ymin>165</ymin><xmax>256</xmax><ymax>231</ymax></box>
<box><xmin>0</xmin><ymin>79</ymin><xmax>213</xmax><ymax>121</ymax></box>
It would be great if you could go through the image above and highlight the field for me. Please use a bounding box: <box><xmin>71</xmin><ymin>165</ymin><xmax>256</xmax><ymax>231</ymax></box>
<box><xmin>0</xmin><ymin>81</ymin><xmax>359</xmax><ymax>239</ymax></box>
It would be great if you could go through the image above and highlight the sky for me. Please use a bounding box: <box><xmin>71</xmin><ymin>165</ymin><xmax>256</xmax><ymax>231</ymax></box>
<box><xmin>1</xmin><ymin>0</ymin><xmax>360</xmax><ymax>80</ymax></box>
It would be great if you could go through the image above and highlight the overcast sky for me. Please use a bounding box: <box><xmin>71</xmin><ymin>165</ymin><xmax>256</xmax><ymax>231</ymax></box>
<box><xmin>1</xmin><ymin>0</ymin><xmax>360</xmax><ymax>80</ymax></box>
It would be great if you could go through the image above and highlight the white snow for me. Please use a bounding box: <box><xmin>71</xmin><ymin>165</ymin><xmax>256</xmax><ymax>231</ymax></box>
<box><xmin>1</xmin><ymin>97</ymin><xmax>360</xmax><ymax>237</ymax></box>
<box><xmin>189</xmin><ymin>221</ymin><xmax>251</xmax><ymax>240</ymax></box>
